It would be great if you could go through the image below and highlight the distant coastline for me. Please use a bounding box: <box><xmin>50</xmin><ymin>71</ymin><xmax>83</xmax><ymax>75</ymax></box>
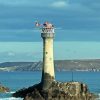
<box><xmin>0</xmin><ymin>59</ymin><xmax>100</xmax><ymax>72</ymax></box>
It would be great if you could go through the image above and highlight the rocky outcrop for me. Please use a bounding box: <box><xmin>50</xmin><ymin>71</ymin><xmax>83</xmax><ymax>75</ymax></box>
<box><xmin>0</xmin><ymin>84</ymin><xmax>10</xmax><ymax>93</ymax></box>
<box><xmin>13</xmin><ymin>81</ymin><xmax>97</xmax><ymax>100</ymax></box>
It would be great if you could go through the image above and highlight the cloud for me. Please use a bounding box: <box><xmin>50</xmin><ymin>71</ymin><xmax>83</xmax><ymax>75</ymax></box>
<box><xmin>0</xmin><ymin>29</ymin><xmax>41</xmax><ymax>42</ymax></box>
<box><xmin>0</xmin><ymin>0</ymin><xmax>50</xmax><ymax>7</ymax></box>
<box><xmin>0</xmin><ymin>50</ymin><xmax>40</xmax><ymax>62</ymax></box>
<box><xmin>51</xmin><ymin>1</ymin><xmax>68</xmax><ymax>8</ymax></box>
<box><xmin>7</xmin><ymin>52</ymin><xmax>15</xmax><ymax>56</ymax></box>
<box><xmin>50</xmin><ymin>1</ymin><xmax>94</xmax><ymax>16</ymax></box>
<box><xmin>90</xmin><ymin>2</ymin><xmax>100</xmax><ymax>10</ymax></box>
<box><xmin>0</xmin><ymin>0</ymin><xmax>100</xmax><ymax>42</ymax></box>
<box><xmin>0</xmin><ymin>0</ymin><xmax>34</xmax><ymax>6</ymax></box>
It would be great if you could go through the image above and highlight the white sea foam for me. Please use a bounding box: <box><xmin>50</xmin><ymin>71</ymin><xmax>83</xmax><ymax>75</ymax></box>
<box><xmin>96</xmin><ymin>93</ymin><xmax>100</xmax><ymax>100</ymax></box>
<box><xmin>6</xmin><ymin>91</ymin><xmax>15</xmax><ymax>94</ymax></box>
<box><xmin>0</xmin><ymin>91</ymin><xmax>23</xmax><ymax>100</ymax></box>
<box><xmin>0</xmin><ymin>97</ymin><xmax>23</xmax><ymax>100</ymax></box>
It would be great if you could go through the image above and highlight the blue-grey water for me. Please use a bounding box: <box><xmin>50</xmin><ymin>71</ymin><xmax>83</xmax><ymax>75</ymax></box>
<box><xmin>0</xmin><ymin>71</ymin><xmax>100</xmax><ymax>100</ymax></box>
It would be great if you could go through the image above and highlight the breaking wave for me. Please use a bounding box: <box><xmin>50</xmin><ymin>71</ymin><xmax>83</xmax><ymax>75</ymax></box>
<box><xmin>0</xmin><ymin>91</ymin><xmax>23</xmax><ymax>100</ymax></box>
<box><xmin>0</xmin><ymin>97</ymin><xmax>23</xmax><ymax>100</ymax></box>
<box><xmin>96</xmin><ymin>93</ymin><xmax>100</xmax><ymax>100</ymax></box>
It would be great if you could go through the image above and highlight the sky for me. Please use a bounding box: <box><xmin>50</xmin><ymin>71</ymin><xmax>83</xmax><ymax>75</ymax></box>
<box><xmin>0</xmin><ymin>0</ymin><xmax>100</xmax><ymax>62</ymax></box>
<box><xmin>0</xmin><ymin>0</ymin><xmax>100</xmax><ymax>41</ymax></box>
<box><xmin>0</xmin><ymin>42</ymin><xmax>100</xmax><ymax>62</ymax></box>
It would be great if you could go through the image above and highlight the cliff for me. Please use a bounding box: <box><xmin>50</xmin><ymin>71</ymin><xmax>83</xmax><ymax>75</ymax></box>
<box><xmin>0</xmin><ymin>59</ymin><xmax>100</xmax><ymax>72</ymax></box>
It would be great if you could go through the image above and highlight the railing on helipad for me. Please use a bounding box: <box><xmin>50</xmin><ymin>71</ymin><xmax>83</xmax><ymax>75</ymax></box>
<box><xmin>41</xmin><ymin>27</ymin><xmax>55</xmax><ymax>38</ymax></box>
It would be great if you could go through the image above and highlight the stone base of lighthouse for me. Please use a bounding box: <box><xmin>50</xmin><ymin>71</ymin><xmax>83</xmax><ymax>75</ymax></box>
<box><xmin>13</xmin><ymin>81</ymin><xmax>97</xmax><ymax>100</ymax></box>
<box><xmin>41</xmin><ymin>72</ymin><xmax>55</xmax><ymax>90</ymax></box>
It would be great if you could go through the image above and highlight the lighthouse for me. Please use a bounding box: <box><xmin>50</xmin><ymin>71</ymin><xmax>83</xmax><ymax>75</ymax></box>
<box><xmin>41</xmin><ymin>24</ymin><xmax>55</xmax><ymax>90</ymax></box>
<box><xmin>13</xmin><ymin>22</ymin><xmax>95</xmax><ymax>100</ymax></box>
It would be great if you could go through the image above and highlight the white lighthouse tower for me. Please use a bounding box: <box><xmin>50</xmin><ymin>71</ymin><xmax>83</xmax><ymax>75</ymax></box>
<box><xmin>41</xmin><ymin>26</ymin><xmax>55</xmax><ymax>90</ymax></box>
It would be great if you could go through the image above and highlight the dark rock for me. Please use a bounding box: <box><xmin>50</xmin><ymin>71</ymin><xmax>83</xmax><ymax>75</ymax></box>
<box><xmin>13</xmin><ymin>81</ymin><xmax>97</xmax><ymax>100</ymax></box>
<box><xmin>0</xmin><ymin>84</ymin><xmax>10</xmax><ymax>93</ymax></box>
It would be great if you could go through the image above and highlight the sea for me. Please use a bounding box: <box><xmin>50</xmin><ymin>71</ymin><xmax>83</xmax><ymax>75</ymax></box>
<box><xmin>0</xmin><ymin>71</ymin><xmax>100</xmax><ymax>100</ymax></box>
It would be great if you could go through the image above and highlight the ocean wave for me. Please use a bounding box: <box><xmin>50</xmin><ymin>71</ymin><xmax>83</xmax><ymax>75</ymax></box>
<box><xmin>96</xmin><ymin>93</ymin><xmax>100</xmax><ymax>100</ymax></box>
<box><xmin>0</xmin><ymin>97</ymin><xmax>23</xmax><ymax>100</ymax></box>
<box><xmin>0</xmin><ymin>91</ymin><xmax>23</xmax><ymax>100</ymax></box>
<box><xmin>6</xmin><ymin>91</ymin><xmax>15</xmax><ymax>94</ymax></box>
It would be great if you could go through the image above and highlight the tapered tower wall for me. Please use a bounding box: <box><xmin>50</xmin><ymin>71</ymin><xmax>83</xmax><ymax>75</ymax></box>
<box><xmin>41</xmin><ymin>28</ymin><xmax>55</xmax><ymax>90</ymax></box>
